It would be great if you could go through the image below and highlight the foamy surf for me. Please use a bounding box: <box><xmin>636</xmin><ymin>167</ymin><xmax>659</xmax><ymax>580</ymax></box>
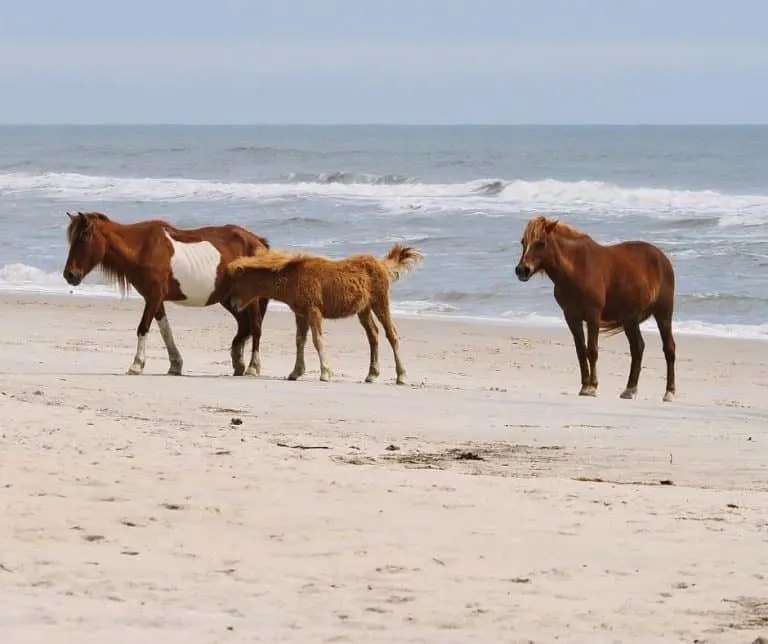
<box><xmin>4</xmin><ymin>171</ymin><xmax>768</xmax><ymax>225</ymax></box>
<box><xmin>2</xmin><ymin>263</ymin><xmax>766</xmax><ymax>341</ymax></box>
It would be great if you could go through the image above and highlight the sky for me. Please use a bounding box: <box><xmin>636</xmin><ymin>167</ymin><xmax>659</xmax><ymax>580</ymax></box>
<box><xmin>1</xmin><ymin>0</ymin><xmax>768</xmax><ymax>124</ymax></box>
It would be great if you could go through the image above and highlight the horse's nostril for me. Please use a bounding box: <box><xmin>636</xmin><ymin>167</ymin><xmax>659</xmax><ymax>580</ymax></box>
<box><xmin>64</xmin><ymin>270</ymin><xmax>81</xmax><ymax>285</ymax></box>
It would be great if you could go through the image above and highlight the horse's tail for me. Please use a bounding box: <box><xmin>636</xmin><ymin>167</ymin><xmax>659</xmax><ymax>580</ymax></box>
<box><xmin>381</xmin><ymin>244</ymin><xmax>423</xmax><ymax>282</ymax></box>
<box><xmin>232</xmin><ymin>226</ymin><xmax>270</xmax><ymax>256</ymax></box>
<box><xmin>247</xmin><ymin>231</ymin><xmax>270</xmax><ymax>253</ymax></box>
<box><xmin>599</xmin><ymin>308</ymin><xmax>655</xmax><ymax>337</ymax></box>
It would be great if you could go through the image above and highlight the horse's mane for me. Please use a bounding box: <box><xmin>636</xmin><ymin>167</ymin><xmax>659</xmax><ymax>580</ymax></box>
<box><xmin>227</xmin><ymin>249</ymin><xmax>318</xmax><ymax>275</ymax></box>
<box><xmin>66</xmin><ymin>211</ymin><xmax>111</xmax><ymax>244</ymax></box>
<box><xmin>522</xmin><ymin>215</ymin><xmax>589</xmax><ymax>244</ymax></box>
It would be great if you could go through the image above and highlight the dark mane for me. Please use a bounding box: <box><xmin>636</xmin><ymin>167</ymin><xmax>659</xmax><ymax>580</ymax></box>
<box><xmin>66</xmin><ymin>211</ymin><xmax>111</xmax><ymax>244</ymax></box>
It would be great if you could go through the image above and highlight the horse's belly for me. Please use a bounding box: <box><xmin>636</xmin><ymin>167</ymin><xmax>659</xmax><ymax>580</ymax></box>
<box><xmin>165</xmin><ymin>233</ymin><xmax>221</xmax><ymax>306</ymax></box>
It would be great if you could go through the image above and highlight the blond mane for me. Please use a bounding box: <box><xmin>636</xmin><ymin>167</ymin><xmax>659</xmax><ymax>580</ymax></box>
<box><xmin>227</xmin><ymin>249</ymin><xmax>318</xmax><ymax>275</ymax></box>
<box><xmin>522</xmin><ymin>215</ymin><xmax>588</xmax><ymax>245</ymax></box>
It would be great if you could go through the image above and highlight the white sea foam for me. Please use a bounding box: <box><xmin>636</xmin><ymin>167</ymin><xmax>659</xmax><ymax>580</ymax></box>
<box><xmin>4</xmin><ymin>171</ymin><xmax>768</xmax><ymax>224</ymax></box>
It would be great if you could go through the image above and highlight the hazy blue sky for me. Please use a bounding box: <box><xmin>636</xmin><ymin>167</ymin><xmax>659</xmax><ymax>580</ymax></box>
<box><xmin>2</xmin><ymin>0</ymin><xmax>768</xmax><ymax>124</ymax></box>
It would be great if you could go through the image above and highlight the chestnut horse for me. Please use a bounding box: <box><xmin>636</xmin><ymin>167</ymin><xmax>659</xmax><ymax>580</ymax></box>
<box><xmin>62</xmin><ymin>211</ymin><xmax>270</xmax><ymax>376</ymax></box>
<box><xmin>515</xmin><ymin>215</ymin><xmax>676</xmax><ymax>402</ymax></box>
<box><xmin>225</xmin><ymin>244</ymin><xmax>423</xmax><ymax>384</ymax></box>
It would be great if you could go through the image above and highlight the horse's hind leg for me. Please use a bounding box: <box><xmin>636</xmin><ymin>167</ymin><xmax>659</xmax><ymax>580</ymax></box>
<box><xmin>128</xmin><ymin>295</ymin><xmax>162</xmax><ymax>375</ymax></box>
<box><xmin>244</xmin><ymin>298</ymin><xmax>269</xmax><ymax>377</ymax></box>
<box><xmin>358</xmin><ymin>307</ymin><xmax>380</xmax><ymax>383</ymax></box>
<box><xmin>372</xmin><ymin>296</ymin><xmax>406</xmax><ymax>385</ymax></box>
<box><xmin>655</xmin><ymin>309</ymin><xmax>676</xmax><ymax>402</ymax></box>
<box><xmin>155</xmin><ymin>303</ymin><xmax>183</xmax><ymax>375</ymax></box>
<box><xmin>221</xmin><ymin>299</ymin><xmax>249</xmax><ymax>376</ymax></box>
<box><xmin>308</xmin><ymin>307</ymin><xmax>332</xmax><ymax>382</ymax></box>
<box><xmin>620</xmin><ymin>319</ymin><xmax>645</xmax><ymax>399</ymax></box>
<box><xmin>584</xmin><ymin>318</ymin><xmax>601</xmax><ymax>395</ymax></box>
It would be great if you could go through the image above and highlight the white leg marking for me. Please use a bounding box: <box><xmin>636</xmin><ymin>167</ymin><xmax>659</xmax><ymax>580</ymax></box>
<box><xmin>128</xmin><ymin>335</ymin><xmax>147</xmax><ymax>375</ymax></box>
<box><xmin>157</xmin><ymin>316</ymin><xmax>183</xmax><ymax>375</ymax></box>
<box><xmin>164</xmin><ymin>231</ymin><xmax>221</xmax><ymax>306</ymax></box>
<box><xmin>245</xmin><ymin>348</ymin><xmax>261</xmax><ymax>376</ymax></box>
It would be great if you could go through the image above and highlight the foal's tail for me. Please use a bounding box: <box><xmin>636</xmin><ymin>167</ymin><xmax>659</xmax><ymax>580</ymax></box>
<box><xmin>381</xmin><ymin>244</ymin><xmax>423</xmax><ymax>282</ymax></box>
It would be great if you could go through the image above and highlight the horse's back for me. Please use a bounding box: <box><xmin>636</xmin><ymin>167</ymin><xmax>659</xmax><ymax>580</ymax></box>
<box><xmin>164</xmin><ymin>223</ymin><xmax>268</xmax><ymax>257</ymax></box>
<box><xmin>609</xmin><ymin>240</ymin><xmax>674</xmax><ymax>279</ymax></box>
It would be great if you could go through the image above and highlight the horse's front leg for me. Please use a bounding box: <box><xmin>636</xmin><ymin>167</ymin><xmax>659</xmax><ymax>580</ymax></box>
<box><xmin>128</xmin><ymin>295</ymin><xmax>162</xmax><ymax>375</ymax></box>
<box><xmin>564</xmin><ymin>314</ymin><xmax>591</xmax><ymax>395</ymax></box>
<box><xmin>155</xmin><ymin>303</ymin><xmax>183</xmax><ymax>375</ymax></box>
<box><xmin>245</xmin><ymin>298</ymin><xmax>269</xmax><ymax>377</ymax></box>
<box><xmin>584</xmin><ymin>317</ymin><xmax>600</xmax><ymax>396</ymax></box>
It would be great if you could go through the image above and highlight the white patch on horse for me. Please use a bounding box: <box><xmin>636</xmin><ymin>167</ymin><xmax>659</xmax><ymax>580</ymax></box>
<box><xmin>164</xmin><ymin>231</ymin><xmax>221</xmax><ymax>306</ymax></box>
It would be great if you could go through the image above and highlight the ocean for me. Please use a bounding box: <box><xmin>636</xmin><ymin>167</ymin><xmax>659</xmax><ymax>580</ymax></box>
<box><xmin>1</xmin><ymin>124</ymin><xmax>767</xmax><ymax>339</ymax></box>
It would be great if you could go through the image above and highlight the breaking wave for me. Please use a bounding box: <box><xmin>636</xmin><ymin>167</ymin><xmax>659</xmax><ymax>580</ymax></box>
<box><xmin>3</xmin><ymin>171</ymin><xmax>768</xmax><ymax>224</ymax></box>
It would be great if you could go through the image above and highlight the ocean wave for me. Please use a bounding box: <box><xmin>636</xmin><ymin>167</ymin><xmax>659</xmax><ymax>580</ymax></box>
<box><xmin>432</xmin><ymin>289</ymin><xmax>507</xmax><ymax>303</ymax></box>
<box><xmin>4</xmin><ymin>171</ymin><xmax>768</xmax><ymax>225</ymax></box>
<box><xmin>677</xmin><ymin>292</ymin><xmax>768</xmax><ymax>308</ymax></box>
<box><xmin>0</xmin><ymin>263</ymin><xmax>129</xmax><ymax>299</ymax></box>
<box><xmin>284</xmin><ymin>171</ymin><xmax>416</xmax><ymax>185</ymax></box>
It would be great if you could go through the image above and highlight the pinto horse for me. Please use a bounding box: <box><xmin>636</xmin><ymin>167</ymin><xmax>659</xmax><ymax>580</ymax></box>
<box><xmin>515</xmin><ymin>215</ymin><xmax>676</xmax><ymax>402</ymax></box>
<box><xmin>63</xmin><ymin>211</ymin><xmax>270</xmax><ymax>377</ymax></box>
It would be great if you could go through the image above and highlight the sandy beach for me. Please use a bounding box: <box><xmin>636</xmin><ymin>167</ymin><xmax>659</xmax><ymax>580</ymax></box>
<box><xmin>1</xmin><ymin>293</ymin><xmax>766</xmax><ymax>644</ymax></box>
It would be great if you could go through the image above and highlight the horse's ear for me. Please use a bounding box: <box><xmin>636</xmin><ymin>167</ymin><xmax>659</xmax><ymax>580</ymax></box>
<box><xmin>67</xmin><ymin>212</ymin><xmax>76</xmax><ymax>221</ymax></box>
<box><xmin>544</xmin><ymin>219</ymin><xmax>559</xmax><ymax>234</ymax></box>
<box><xmin>78</xmin><ymin>212</ymin><xmax>94</xmax><ymax>229</ymax></box>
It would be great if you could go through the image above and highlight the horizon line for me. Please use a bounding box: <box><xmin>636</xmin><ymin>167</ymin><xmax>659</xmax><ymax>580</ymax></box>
<box><xmin>1</xmin><ymin>121</ymin><xmax>767</xmax><ymax>127</ymax></box>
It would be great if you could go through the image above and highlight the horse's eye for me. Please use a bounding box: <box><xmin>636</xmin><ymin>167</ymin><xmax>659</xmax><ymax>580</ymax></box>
<box><xmin>520</xmin><ymin>239</ymin><xmax>525</xmax><ymax>246</ymax></box>
<box><xmin>533</xmin><ymin>240</ymin><xmax>546</xmax><ymax>250</ymax></box>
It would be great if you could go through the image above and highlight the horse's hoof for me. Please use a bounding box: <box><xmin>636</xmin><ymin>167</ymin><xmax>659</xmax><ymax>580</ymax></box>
<box><xmin>287</xmin><ymin>372</ymin><xmax>300</xmax><ymax>381</ymax></box>
<box><xmin>232</xmin><ymin>367</ymin><xmax>246</xmax><ymax>377</ymax></box>
<box><xmin>167</xmin><ymin>368</ymin><xmax>183</xmax><ymax>376</ymax></box>
<box><xmin>319</xmin><ymin>373</ymin><xmax>331</xmax><ymax>383</ymax></box>
<box><xmin>244</xmin><ymin>365</ymin><xmax>260</xmax><ymax>377</ymax></box>
<box><xmin>579</xmin><ymin>386</ymin><xmax>597</xmax><ymax>397</ymax></box>
<box><xmin>620</xmin><ymin>388</ymin><xmax>637</xmax><ymax>400</ymax></box>
<box><xmin>663</xmin><ymin>391</ymin><xmax>675</xmax><ymax>403</ymax></box>
<box><xmin>127</xmin><ymin>365</ymin><xmax>143</xmax><ymax>375</ymax></box>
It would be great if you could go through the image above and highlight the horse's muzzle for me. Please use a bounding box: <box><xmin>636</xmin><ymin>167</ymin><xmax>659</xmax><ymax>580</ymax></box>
<box><xmin>63</xmin><ymin>270</ymin><xmax>82</xmax><ymax>286</ymax></box>
<box><xmin>515</xmin><ymin>264</ymin><xmax>533</xmax><ymax>282</ymax></box>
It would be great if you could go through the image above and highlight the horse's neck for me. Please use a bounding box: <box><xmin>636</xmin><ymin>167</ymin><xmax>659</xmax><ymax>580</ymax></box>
<box><xmin>99</xmin><ymin>223</ymin><xmax>143</xmax><ymax>272</ymax></box>
<box><xmin>251</xmin><ymin>270</ymin><xmax>292</xmax><ymax>302</ymax></box>
<box><xmin>545</xmin><ymin>234</ymin><xmax>588</xmax><ymax>284</ymax></box>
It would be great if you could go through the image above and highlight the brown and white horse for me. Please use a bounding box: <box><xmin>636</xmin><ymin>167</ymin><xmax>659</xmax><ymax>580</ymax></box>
<box><xmin>62</xmin><ymin>211</ymin><xmax>270</xmax><ymax>376</ymax></box>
